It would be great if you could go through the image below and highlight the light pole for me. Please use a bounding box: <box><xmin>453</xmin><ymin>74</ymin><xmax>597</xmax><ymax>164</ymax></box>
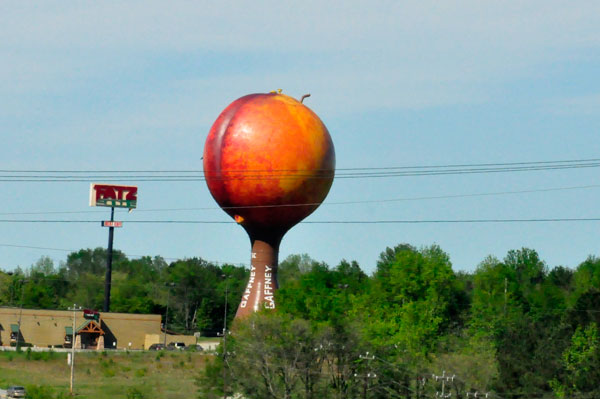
<box><xmin>16</xmin><ymin>279</ymin><xmax>27</xmax><ymax>351</ymax></box>
<box><xmin>7</xmin><ymin>271</ymin><xmax>14</xmax><ymax>306</ymax></box>
<box><xmin>222</xmin><ymin>275</ymin><xmax>229</xmax><ymax>399</ymax></box>
<box><xmin>69</xmin><ymin>304</ymin><xmax>82</xmax><ymax>395</ymax></box>
<box><xmin>163</xmin><ymin>283</ymin><xmax>175</xmax><ymax>347</ymax></box>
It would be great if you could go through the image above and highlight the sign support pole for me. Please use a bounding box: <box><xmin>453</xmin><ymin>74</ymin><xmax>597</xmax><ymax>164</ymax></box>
<box><xmin>90</xmin><ymin>184</ymin><xmax>136</xmax><ymax>313</ymax></box>
<box><xmin>104</xmin><ymin>207</ymin><xmax>115</xmax><ymax>313</ymax></box>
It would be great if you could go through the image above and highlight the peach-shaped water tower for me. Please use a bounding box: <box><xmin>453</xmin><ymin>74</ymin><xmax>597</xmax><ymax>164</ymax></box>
<box><xmin>203</xmin><ymin>92</ymin><xmax>335</xmax><ymax>318</ymax></box>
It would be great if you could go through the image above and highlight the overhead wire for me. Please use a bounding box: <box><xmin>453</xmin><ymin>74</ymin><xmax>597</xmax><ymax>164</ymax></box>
<box><xmin>1</xmin><ymin>157</ymin><xmax>598</xmax><ymax>275</ymax></box>
<box><xmin>0</xmin><ymin>158</ymin><xmax>599</xmax><ymax>182</ymax></box>
<box><xmin>0</xmin><ymin>183</ymin><xmax>598</xmax><ymax>216</ymax></box>
<box><xmin>0</xmin><ymin>217</ymin><xmax>599</xmax><ymax>224</ymax></box>
<box><xmin>3</xmin><ymin>157</ymin><xmax>600</xmax><ymax>173</ymax></box>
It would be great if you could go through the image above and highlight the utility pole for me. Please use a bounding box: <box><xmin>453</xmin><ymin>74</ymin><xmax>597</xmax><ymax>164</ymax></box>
<box><xmin>104</xmin><ymin>207</ymin><xmax>115</xmax><ymax>312</ymax></box>
<box><xmin>416</xmin><ymin>375</ymin><xmax>427</xmax><ymax>399</ymax></box>
<box><xmin>163</xmin><ymin>282</ymin><xmax>175</xmax><ymax>347</ymax></box>
<box><xmin>433</xmin><ymin>371</ymin><xmax>455</xmax><ymax>398</ymax></box>
<box><xmin>69</xmin><ymin>304</ymin><xmax>82</xmax><ymax>395</ymax></box>
<box><xmin>16</xmin><ymin>279</ymin><xmax>26</xmax><ymax>351</ymax></box>
<box><xmin>504</xmin><ymin>277</ymin><xmax>508</xmax><ymax>316</ymax></box>
<box><xmin>7</xmin><ymin>271</ymin><xmax>14</xmax><ymax>306</ymax></box>
<box><xmin>222</xmin><ymin>276</ymin><xmax>229</xmax><ymax>399</ymax></box>
<box><xmin>358</xmin><ymin>352</ymin><xmax>377</xmax><ymax>399</ymax></box>
<box><xmin>467</xmin><ymin>392</ymin><xmax>490</xmax><ymax>398</ymax></box>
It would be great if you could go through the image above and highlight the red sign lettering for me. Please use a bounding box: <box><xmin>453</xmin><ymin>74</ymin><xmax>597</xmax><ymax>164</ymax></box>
<box><xmin>90</xmin><ymin>184</ymin><xmax>138</xmax><ymax>209</ymax></box>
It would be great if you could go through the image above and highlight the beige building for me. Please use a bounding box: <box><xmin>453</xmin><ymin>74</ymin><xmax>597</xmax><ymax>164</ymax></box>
<box><xmin>0</xmin><ymin>307</ymin><xmax>163</xmax><ymax>350</ymax></box>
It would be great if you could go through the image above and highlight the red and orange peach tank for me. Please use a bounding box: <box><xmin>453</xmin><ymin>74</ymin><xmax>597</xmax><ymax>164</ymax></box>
<box><xmin>203</xmin><ymin>92</ymin><xmax>335</xmax><ymax>318</ymax></box>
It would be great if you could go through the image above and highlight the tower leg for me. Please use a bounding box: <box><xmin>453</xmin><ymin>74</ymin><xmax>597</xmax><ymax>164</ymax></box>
<box><xmin>235</xmin><ymin>238</ymin><xmax>280</xmax><ymax>318</ymax></box>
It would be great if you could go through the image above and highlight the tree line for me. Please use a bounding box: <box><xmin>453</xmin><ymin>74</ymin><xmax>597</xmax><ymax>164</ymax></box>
<box><xmin>0</xmin><ymin>248</ymin><xmax>249</xmax><ymax>336</ymax></box>
<box><xmin>1</xmin><ymin>244</ymin><xmax>599</xmax><ymax>398</ymax></box>
<box><xmin>199</xmin><ymin>246</ymin><xmax>600</xmax><ymax>399</ymax></box>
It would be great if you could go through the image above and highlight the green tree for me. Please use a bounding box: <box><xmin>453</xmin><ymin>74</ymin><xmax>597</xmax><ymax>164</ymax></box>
<box><xmin>550</xmin><ymin>323</ymin><xmax>600</xmax><ymax>398</ymax></box>
<box><xmin>202</xmin><ymin>313</ymin><xmax>367</xmax><ymax>399</ymax></box>
<box><xmin>367</xmin><ymin>244</ymin><xmax>459</xmax><ymax>355</ymax></box>
<box><xmin>566</xmin><ymin>256</ymin><xmax>600</xmax><ymax>327</ymax></box>
<box><xmin>29</xmin><ymin>256</ymin><xmax>55</xmax><ymax>276</ymax></box>
<box><xmin>61</xmin><ymin>272</ymin><xmax>104</xmax><ymax>309</ymax></box>
<box><xmin>469</xmin><ymin>249</ymin><xmax>570</xmax><ymax>398</ymax></box>
<box><xmin>60</xmin><ymin>248</ymin><xmax>127</xmax><ymax>309</ymax></box>
<box><xmin>109</xmin><ymin>271</ymin><xmax>156</xmax><ymax>314</ymax></box>
<box><xmin>571</xmin><ymin>256</ymin><xmax>600</xmax><ymax>297</ymax></box>
<box><xmin>0</xmin><ymin>271</ymin><xmax>14</xmax><ymax>305</ymax></box>
<box><xmin>277</xmin><ymin>258</ymin><xmax>367</xmax><ymax>324</ymax></box>
<box><xmin>227</xmin><ymin>313</ymin><xmax>317</xmax><ymax>399</ymax></box>
<box><xmin>165</xmin><ymin>258</ymin><xmax>247</xmax><ymax>334</ymax></box>
<box><xmin>278</xmin><ymin>253</ymin><xmax>326</xmax><ymax>288</ymax></box>
<box><xmin>64</xmin><ymin>247</ymin><xmax>127</xmax><ymax>278</ymax></box>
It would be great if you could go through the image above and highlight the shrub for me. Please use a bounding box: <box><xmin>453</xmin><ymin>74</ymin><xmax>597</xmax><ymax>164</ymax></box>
<box><xmin>25</xmin><ymin>384</ymin><xmax>55</xmax><ymax>399</ymax></box>
<box><xmin>135</xmin><ymin>367</ymin><xmax>147</xmax><ymax>377</ymax></box>
<box><xmin>30</xmin><ymin>351</ymin><xmax>47</xmax><ymax>361</ymax></box>
<box><xmin>100</xmin><ymin>358</ymin><xmax>116</xmax><ymax>377</ymax></box>
<box><xmin>102</xmin><ymin>367</ymin><xmax>116</xmax><ymax>378</ymax></box>
<box><xmin>126</xmin><ymin>387</ymin><xmax>145</xmax><ymax>399</ymax></box>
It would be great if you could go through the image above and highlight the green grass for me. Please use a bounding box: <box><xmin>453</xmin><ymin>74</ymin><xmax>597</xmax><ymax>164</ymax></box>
<box><xmin>0</xmin><ymin>350</ymin><xmax>208</xmax><ymax>399</ymax></box>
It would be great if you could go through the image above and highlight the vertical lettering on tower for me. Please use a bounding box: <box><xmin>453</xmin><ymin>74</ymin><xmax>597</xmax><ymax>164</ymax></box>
<box><xmin>264</xmin><ymin>265</ymin><xmax>275</xmax><ymax>309</ymax></box>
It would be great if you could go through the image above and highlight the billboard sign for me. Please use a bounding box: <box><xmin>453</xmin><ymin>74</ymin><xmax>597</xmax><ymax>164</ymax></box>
<box><xmin>90</xmin><ymin>184</ymin><xmax>138</xmax><ymax>209</ymax></box>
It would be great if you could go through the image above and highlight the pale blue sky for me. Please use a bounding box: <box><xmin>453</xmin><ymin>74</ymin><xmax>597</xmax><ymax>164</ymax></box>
<box><xmin>1</xmin><ymin>1</ymin><xmax>599</xmax><ymax>273</ymax></box>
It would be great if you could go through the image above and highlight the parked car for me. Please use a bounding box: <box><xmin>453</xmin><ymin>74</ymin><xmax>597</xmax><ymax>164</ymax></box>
<box><xmin>7</xmin><ymin>386</ymin><xmax>26</xmax><ymax>398</ymax></box>
<box><xmin>167</xmin><ymin>342</ymin><xmax>186</xmax><ymax>350</ymax></box>
<box><xmin>148</xmin><ymin>343</ymin><xmax>165</xmax><ymax>351</ymax></box>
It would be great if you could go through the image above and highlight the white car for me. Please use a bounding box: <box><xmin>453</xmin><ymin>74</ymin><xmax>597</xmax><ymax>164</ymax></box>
<box><xmin>167</xmin><ymin>342</ymin><xmax>186</xmax><ymax>350</ymax></box>
<box><xmin>7</xmin><ymin>386</ymin><xmax>26</xmax><ymax>398</ymax></box>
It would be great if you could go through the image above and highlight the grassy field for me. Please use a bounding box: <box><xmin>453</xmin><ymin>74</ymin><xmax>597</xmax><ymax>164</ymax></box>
<box><xmin>0</xmin><ymin>349</ymin><xmax>209</xmax><ymax>399</ymax></box>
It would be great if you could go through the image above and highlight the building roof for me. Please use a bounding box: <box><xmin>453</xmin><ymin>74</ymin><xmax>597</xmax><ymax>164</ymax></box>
<box><xmin>65</xmin><ymin>326</ymin><xmax>73</xmax><ymax>335</ymax></box>
<box><xmin>10</xmin><ymin>324</ymin><xmax>19</xmax><ymax>333</ymax></box>
<box><xmin>76</xmin><ymin>319</ymin><xmax>104</xmax><ymax>335</ymax></box>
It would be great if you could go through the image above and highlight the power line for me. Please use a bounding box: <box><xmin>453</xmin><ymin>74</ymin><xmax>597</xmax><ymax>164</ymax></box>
<box><xmin>0</xmin><ymin>210</ymin><xmax>107</xmax><ymax>216</ymax></box>
<box><xmin>301</xmin><ymin>217</ymin><xmax>600</xmax><ymax>224</ymax></box>
<box><xmin>0</xmin><ymin>217</ymin><xmax>599</xmax><ymax>224</ymax></box>
<box><xmin>0</xmin><ymin>219</ymin><xmax>226</xmax><ymax>224</ymax></box>
<box><xmin>0</xmin><ymin>183</ymin><xmax>597</xmax><ymax>216</ymax></box>
<box><xmin>0</xmin><ymin>244</ymin><xmax>73</xmax><ymax>253</ymax></box>
<box><xmin>1</xmin><ymin>158</ymin><xmax>599</xmax><ymax>182</ymax></box>
<box><xmin>3</xmin><ymin>157</ymin><xmax>600</xmax><ymax>173</ymax></box>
